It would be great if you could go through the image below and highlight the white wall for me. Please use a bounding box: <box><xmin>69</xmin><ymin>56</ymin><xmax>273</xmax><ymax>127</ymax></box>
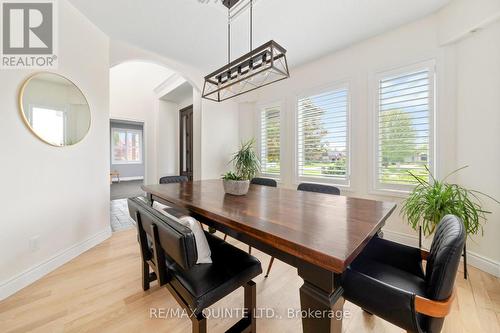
<box><xmin>454</xmin><ymin>20</ymin><xmax>500</xmax><ymax>268</ymax></box>
<box><xmin>193</xmin><ymin>90</ymin><xmax>203</xmax><ymax>181</ymax></box>
<box><xmin>0</xmin><ymin>0</ymin><xmax>110</xmax><ymax>299</ymax></box>
<box><xmin>109</xmin><ymin>62</ymin><xmax>172</xmax><ymax>184</ymax></box>
<box><xmin>237</xmin><ymin>7</ymin><xmax>500</xmax><ymax>274</ymax></box>
<box><xmin>201</xmin><ymin>99</ymin><xmax>240</xmax><ymax>180</ymax></box>
<box><xmin>438</xmin><ymin>0</ymin><xmax>500</xmax><ymax>44</ymax></box>
<box><xmin>158</xmin><ymin>100</ymin><xmax>180</xmax><ymax>177</ymax></box>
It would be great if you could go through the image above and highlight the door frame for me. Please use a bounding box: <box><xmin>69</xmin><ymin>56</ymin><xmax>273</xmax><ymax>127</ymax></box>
<box><xmin>179</xmin><ymin>105</ymin><xmax>194</xmax><ymax>180</ymax></box>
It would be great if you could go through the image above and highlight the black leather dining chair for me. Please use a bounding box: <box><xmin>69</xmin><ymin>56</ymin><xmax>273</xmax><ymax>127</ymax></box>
<box><xmin>342</xmin><ymin>215</ymin><xmax>465</xmax><ymax>333</ymax></box>
<box><xmin>157</xmin><ymin>175</ymin><xmax>190</xmax><ymax>217</ymax></box>
<box><xmin>297</xmin><ymin>182</ymin><xmax>341</xmax><ymax>195</ymax></box>
<box><xmin>159</xmin><ymin>175</ymin><xmax>189</xmax><ymax>184</ymax></box>
<box><xmin>251</xmin><ymin>177</ymin><xmax>278</xmax><ymax>187</ymax></box>
<box><xmin>128</xmin><ymin>196</ymin><xmax>262</xmax><ymax>333</ymax></box>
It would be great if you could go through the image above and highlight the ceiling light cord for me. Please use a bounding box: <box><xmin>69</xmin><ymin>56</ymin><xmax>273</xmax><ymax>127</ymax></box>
<box><xmin>250</xmin><ymin>0</ymin><xmax>253</xmax><ymax>51</ymax></box>
<box><xmin>227</xmin><ymin>0</ymin><xmax>254</xmax><ymax>65</ymax></box>
<box><xmin>228</xmin><ymin>9</ymin><xmax>231</xmax><ymax>64</ymax></box>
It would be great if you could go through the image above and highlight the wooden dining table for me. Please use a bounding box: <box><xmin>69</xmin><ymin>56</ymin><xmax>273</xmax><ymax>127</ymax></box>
<box><xmin>142</xmin><ymin>180</ymin><xmax>396</xmax><ymax>333</ymax></box>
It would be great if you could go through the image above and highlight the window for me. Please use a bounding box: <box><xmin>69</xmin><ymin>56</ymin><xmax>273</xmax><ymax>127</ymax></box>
<box><xmin>112</xmin><ymin>128</ymin><xmax>143</xmax><ymax>164</ymax></box>
<box><xmin>297</xmin><ymin>86</ymin><xmax>349</xmax><ymax>185</ymax></box>
<box><xmin>375</xmin><ymin>63</ymin><xmax>434</xmax><ymax>191</ymax></box>
<box><xmin>31</xmin><ymin>107</ymin><xmax>65</xmax><ymax>146</ymax></box>
<box><xmin>259</xmin><ymin>104</ymin><xmax>281</xmax><ymax>177</ymax></box>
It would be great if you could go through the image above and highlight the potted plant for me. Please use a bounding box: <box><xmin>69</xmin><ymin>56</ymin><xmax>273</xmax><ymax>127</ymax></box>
<box><xmin>222</xmin><ymin>139</ymin><xmax>261</xmax><ymax>196</ymax></box>
<box><xmin>401</xmin><ymin>166</ymin><xmax>499</xmax><ymax>278</ymax></box>
<box><xmin>231</xmin><ymin>139</ymin><xmax>260</xmax><ymax>181</ymax></box>
<box><xmin>222</xmin><ymin>171</ymin><xmax>250</xmax><ymax>196</ymax></box>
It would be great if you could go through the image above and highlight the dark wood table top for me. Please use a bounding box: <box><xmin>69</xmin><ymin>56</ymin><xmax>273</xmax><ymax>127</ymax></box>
<box><xmin>142</xmin><ymin>180</ymin><xmax>396</xmax><ymax>273</ymax></box>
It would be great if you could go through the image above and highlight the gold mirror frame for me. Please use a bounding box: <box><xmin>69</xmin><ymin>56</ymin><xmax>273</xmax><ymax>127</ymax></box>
<box><xmin>18</xmin><ymin>72</ymin><xmax>91</xmax><ymax>147</ymax></box>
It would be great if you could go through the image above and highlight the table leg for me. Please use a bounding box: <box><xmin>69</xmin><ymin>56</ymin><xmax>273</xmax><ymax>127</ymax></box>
<box><xmin>298</xmin><ymin>262</ymin><xmax>345</xmax><ymax>333</ymax></box>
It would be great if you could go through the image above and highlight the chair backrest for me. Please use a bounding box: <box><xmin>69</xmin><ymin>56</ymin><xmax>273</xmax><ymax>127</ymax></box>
<box><xmin>128</xmin><ymin>197</ymin><xmax>198</xmax><ymax>270</ymax></box>
<box><xmin>425</xmin><ymin>215</ymin><xmax>465</xmax><ymax>300</ymax></box>
<box><xmin>159</xmin><ymin>175</ymin><xmax>189</xmax><ymax>184</ymax></box>
<box><xmin>297</xmin><ymin>183</ymin><xmax>340</xmax><ymax>195</ymax></box>
<box><xmin>251</xmin><ymin>177</ymin><xmax>277</xmax><ymax>187</ymax></box>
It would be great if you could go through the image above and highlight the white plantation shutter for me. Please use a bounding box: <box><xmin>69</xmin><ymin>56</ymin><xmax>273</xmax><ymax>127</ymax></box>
<box><xmin>376</xmin><ymin>65</ymin><xmax>434</xmax><ymax>190</ymax></box>
<box><xmin>297</xmin><ymin>87</ymin><xmax>349</xmax><ymax>184</ymax></box>
<box><xmin>260</xmin><ymin>104</ymin><xmax>281</xmax><ymax>176</ymax></box>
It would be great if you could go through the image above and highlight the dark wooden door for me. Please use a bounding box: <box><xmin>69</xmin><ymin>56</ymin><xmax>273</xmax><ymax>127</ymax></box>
<box><xmin>179</xmin><ymin>105</ymin><xmax>193</xmax><ymax>180</ymax></box>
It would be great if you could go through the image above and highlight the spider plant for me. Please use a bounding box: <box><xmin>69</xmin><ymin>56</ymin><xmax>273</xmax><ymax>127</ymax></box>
<box><xmin>401</xmin><ymin>166</ymin><xmax>499</xmax><ymax>237</ymax></box>
<box><xmin>221</xmin><ymin>171</ymin><xmax>244</xmax><ymax>181</ymax></box>
<box><xmin>230</xmin><ymin>139</ymin><xmax>260</xmax><ymax>181</ymax></box>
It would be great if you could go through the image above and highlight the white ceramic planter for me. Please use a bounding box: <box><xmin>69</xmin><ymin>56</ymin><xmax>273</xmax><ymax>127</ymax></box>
<box><xmin>223</xmin><ymin>179</ymin><xmax>250</xmax><ymax>196</ymax></box>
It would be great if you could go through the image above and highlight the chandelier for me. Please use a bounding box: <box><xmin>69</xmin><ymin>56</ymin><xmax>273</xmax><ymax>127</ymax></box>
<box><xmin>202</xmin><ymin>0</ymin><xmax>290</xmax><ymax>102</ymax></box>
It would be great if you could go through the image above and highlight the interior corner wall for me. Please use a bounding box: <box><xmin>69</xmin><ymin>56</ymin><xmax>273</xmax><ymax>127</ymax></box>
<box><xmin>0</xmin><ymin>0</ymin><xmax>111</xmax><ymax>300</ymax></box>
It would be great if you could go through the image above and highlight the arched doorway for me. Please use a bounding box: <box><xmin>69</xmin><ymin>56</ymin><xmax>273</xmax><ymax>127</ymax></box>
<box><xmin>108</xmin><ymin>60</ymin><xmax>197</xmax><ymax>232</ymax></box>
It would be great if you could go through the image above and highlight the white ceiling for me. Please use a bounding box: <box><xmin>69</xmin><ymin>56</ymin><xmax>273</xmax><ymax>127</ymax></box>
<box><xmin>69</xmin><ymin>0</ymin><xmax>451</xmax><ymax>72</ymax></box>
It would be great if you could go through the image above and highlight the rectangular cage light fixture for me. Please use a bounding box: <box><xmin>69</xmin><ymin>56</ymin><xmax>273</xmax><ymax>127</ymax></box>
<box><xmin>202</xmin><ymin>40</ymin><xmax>289</xmax><ymax>102</ymax></box>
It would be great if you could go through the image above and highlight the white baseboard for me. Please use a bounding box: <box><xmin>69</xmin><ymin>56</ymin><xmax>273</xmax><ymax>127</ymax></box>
<box><xmin>112</xmin><ymin>176</ymin><xmax>144</xmax><ymax>182</ymax></box>
<box><xmin>0</xmin><ymin>227</ymin><xmax>112</xmax><ymax>301</ymax></box>
<box><xmin>383</xmin><ymin>229</ymin><xmax>500</xmax><ymax>277</ymax></box>
<box><xmin>466</xmin><ymin>252</ymin><xmax>500</xmax><ymax>277</ymax></box>
<box><xmin>382</xmin><ymin>229</ymin><xmax>420</xmax><ymax>247</ymax></box>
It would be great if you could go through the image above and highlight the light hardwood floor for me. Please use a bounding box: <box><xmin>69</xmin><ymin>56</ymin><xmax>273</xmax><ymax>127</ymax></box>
<box><xmin>1</xmin><ymin>229</ymin><xmax>499</xmax><ymax>333</ymax></box>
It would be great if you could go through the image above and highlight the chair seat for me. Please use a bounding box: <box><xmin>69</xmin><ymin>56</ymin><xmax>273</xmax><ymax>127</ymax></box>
<box><xmin>343</xmin><ymin>257</ymin><xmax>427</xmax><ymax>332</ymax></box>
<box><xmin>167</xmin><ymin>233</ymin><xmax>262</xmax><ymax>313</ymax></box>
<box><xmin>349</xmin><ymin>256</ymin><xmax>427</xmax><ymax>296</ymax></box>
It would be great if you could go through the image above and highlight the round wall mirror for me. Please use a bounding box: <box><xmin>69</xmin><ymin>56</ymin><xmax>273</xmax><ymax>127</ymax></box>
<box><xmin>19</xmin><ymin>72</ymin><xmax>91</xmax><ymax>147</ymax></box>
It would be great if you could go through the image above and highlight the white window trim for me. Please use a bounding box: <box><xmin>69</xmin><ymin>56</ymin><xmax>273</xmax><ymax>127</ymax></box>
<box><xmin>371</xmin><ymin>60</ymin><xmax>436</xmax><ymax>194</ymax></box>
<box><xmin>257</xmin><ymin>100</ymin><xmax>284</xmax><ymax>180</ymax></box>
<box><xmin>294</xmin><ymin>81</ymin><xmax>352</xmax><ymax>187</ymax></box>
<box><xmin>111</xmin><ymin>128</ymin><xmax>143</xmax><ymax>165</ymax></box>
